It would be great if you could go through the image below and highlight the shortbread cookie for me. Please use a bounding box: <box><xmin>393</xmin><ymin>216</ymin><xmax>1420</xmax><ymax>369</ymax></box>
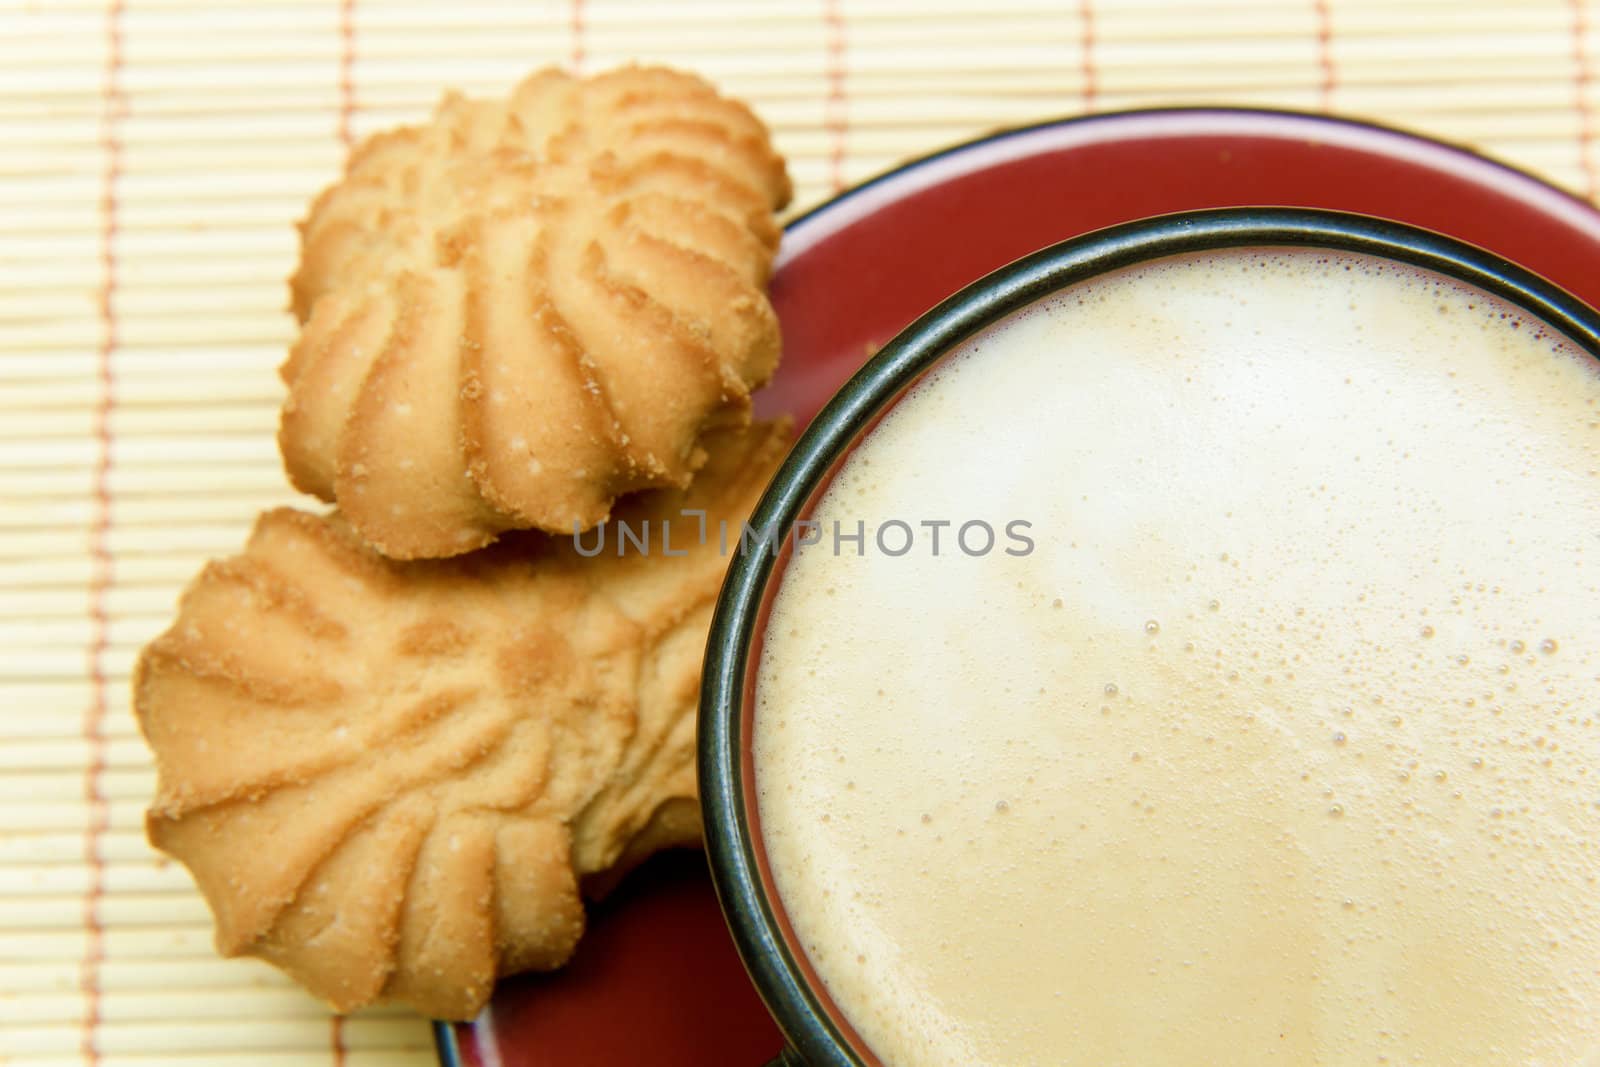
<box><xmin>281</xmin><ymin>65</ymin><xmax>791</xmax><ymax>559</ymax></box>
<box><xmin>136</xmin><ymin>421</ymin><xmax>790</xmax><ymax>1020</ymax></box>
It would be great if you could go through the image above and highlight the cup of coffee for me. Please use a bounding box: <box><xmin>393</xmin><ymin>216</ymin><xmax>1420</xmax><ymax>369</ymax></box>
<box><xmin>699</xmin><ymin>208</ymin><xmax>1600</xmax><ymax>1067</ymax></box>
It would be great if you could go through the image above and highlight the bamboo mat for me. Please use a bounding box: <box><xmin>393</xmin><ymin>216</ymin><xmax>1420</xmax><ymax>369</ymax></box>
<box><xmin>2</xmin><ymin>1</ymin><xmax>1597</xmax><ymax>1064</ymax></box>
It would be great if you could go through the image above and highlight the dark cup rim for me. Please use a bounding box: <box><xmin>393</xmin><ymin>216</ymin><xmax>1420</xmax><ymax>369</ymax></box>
<box><xmin>697</xmin><ymin>206</ymin><xmax>1600</xmax><ymax>1067</ymax></box>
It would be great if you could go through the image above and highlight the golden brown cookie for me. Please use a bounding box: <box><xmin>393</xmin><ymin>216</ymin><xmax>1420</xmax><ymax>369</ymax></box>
<box><xmin>135</xmin><ymin>421</ymin><xmax>790</xmax><ymax>1020</ymax></box>
<box><xmin>281</xmin><ymin>65</ymin><xmax>792</xmax><ymax>559</ymax></box>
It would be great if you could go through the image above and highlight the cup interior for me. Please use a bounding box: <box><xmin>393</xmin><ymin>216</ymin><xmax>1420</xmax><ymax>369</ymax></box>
<box><xmin>697</xmin><ymin>206</ymin><xmax>1600</xmax><ymax>1067</ymax></box>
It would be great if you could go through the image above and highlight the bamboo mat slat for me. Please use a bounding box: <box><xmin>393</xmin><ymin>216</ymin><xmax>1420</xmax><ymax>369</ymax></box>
<box><xmin>2</xmin><ymin>1</ymin><xmax>1597</xmax><ymax>1064</ymax></box>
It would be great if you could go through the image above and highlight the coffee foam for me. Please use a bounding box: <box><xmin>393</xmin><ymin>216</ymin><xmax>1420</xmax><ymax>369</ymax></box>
<box><xmin>753</xmin><ymin>248</ymin><xmax>1600</xmax><ymax>1066</ymax></box>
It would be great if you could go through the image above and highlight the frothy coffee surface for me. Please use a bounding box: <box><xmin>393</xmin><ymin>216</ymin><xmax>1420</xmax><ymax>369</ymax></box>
<box><xmin>753</xmin><ymin>249</ymin><xmax>1600</xmax><ymax>1066</ymax></box>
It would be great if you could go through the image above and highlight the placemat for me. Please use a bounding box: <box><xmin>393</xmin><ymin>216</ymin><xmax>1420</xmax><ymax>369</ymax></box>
<box><xmin>3</xmin><ymin>1</ymin><xmax>1595</xmax><ymax>1063</ymax></box>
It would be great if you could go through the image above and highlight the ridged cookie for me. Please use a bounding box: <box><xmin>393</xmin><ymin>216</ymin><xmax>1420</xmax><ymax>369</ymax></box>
<box><xmin>281</xmin><ymin>65</ymin><xmax>791</xmax><ymax>559</ymax></box>
<box><xmin>135</xmin><ymin>421</ymin><xmax>790</xmax><ymax>1020</ymax></box>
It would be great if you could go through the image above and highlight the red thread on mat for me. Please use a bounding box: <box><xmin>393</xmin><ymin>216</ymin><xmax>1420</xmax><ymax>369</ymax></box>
<box><xmin>823</xmin><ymin>0</ymin><xmax>849</xmax><ymax>193</ymax></box>
<box><xmin>80</xmin><ymin>2</ymin><xmax>124</xmax><ymax>1064</ymax></box>
<box><xmin>571</xmin><ymin>0</ymin><xmax>587</xmax><ymax>75</ymax></box>
<box><xmin>1575</xmin><ymin>0</ymin><xmax>1598</xmax><ymax>200</ymax></box>
<box><xmin>1313</xmin><ymin>0</ymin><xmax>1338</xmax><ymax>109</ymax></box>
<box><xmin>329</xmin><ymin>1014</ymin><xmax>347</xmax><ymax>1067</ymax></box>
<box><xmin>337</xmin><ymin>0</ymin><xmax>357</xmax><ymax>147</ymax></box>
<box><xmin>330</xmin><ymin>5</ymin><xmax>358</xmax><ymax>1061</ymax></box>
<box><xmin>1079</xmin><ymin>0</ymin><xmax>1098</xmax><ymax>110</ymax></box>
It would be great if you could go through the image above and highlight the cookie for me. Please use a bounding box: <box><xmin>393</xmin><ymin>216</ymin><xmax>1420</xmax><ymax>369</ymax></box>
<box><xmin>136</xmin><ymin>421</ymin><xmax>791</xmax><ymax>1019</ymax></box>
<box><xmin>281</xmin><ymin>65</ymin><xmax>791</xmax><ymax>559</ymax></box>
